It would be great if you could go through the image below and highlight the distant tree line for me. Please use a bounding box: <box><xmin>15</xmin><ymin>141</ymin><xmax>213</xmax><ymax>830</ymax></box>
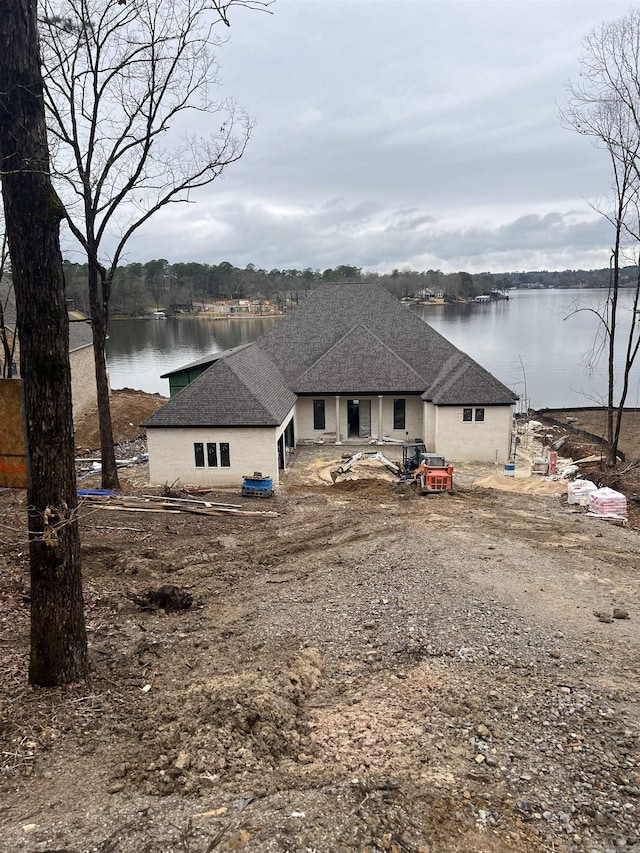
<box><xmin>61</xmin><ymin>259</ymin><xmax>623</xmax><ymax>315</ymax></box>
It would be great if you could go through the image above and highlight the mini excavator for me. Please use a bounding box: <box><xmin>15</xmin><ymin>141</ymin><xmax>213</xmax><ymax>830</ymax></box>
<box><xmin>330</xmin><ymin>439</ymin><xmax>453</xmax><ymax>494</ymax></box>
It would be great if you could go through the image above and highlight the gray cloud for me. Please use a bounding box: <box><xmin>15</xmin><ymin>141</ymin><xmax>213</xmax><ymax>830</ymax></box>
<box><xmin>115</xmin><ymin>0</ymin><xmax>635</xmax><ymax>272</ymax></box>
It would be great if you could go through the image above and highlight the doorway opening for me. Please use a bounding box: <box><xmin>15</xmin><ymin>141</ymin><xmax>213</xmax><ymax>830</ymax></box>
<box><xmin>347</xmin><ymin>399</ymin><xmax>371</xmax><ymax>438</ymax></box>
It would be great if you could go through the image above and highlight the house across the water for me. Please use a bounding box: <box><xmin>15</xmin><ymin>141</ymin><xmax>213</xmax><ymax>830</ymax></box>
<box><xmin>143</xmin><ymin>282</ymin><xmax>518</xmax><ymax>487</ymax></box>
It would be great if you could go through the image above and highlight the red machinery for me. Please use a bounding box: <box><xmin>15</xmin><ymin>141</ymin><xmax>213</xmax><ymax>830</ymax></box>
<box><xmin>412</xmin><ymin>459</ymin><xmax>454</xmax><ymax>494</ymax></box>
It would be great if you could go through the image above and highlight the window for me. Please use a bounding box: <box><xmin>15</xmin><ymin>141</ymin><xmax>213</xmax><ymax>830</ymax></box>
<box><xmin>463</xmin><ymin>408</ymin><xmax>472</xmax><ymax>422</ymax></box>
<box><xmin>475</xmin><ymin>408</ymin><xmax>485</xmax><ymax>422</ymax></box>
<box><xmin>207</xmin><ymin>443</ymin><xmax>218</xmax><ymax>467</ymax></box>
<box><xmin>393</xmin><ymin>398</ymin><xmax>406</xmax><ymax>430</ymax></box>
<box><xmin>313</xmin><ymin>399</ymin><xmax>326</xmax><ymax>430</ymax></box>
<box><xmin>194</xmin><ymin>442</ymin><xmax>205</xmax><ymax>467</ymax></box>
<box><xmin>220</xmin><ymin>442</ymin><xmax>230</xmax><ymax>467</ymax></box>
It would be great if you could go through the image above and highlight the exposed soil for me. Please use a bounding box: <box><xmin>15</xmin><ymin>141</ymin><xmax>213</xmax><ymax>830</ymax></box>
<box><xmin>1</xmin><ymin>402</ymin><xmax>639</xmax><ymax>853</ymax></box>
<box><xmin>537</xmin><ymin>409</ymin><xmax>640</xmax><ymax>461</ymax></box>
<box><xmin>74</xmin><ymin>388</ymin><xmax>167</xmax><ymax>452</ymax></box>
<box><xmin>532</xmin><ymin>410</ymin><xmax>640</xmax><ymax>529</ymax></box>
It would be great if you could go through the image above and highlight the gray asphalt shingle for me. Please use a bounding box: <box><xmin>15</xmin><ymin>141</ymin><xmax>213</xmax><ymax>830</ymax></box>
<box><xmin>144</xmin><ymin>343</ymin><xmax>296</xmax><ymax>427</ymax></box>
<box><xmin>146</xmin><ymin>281</ymin><xmax>517</xmax><ymax>428</ymax></box>
<box><xmin>257</xmin><ymin>282</ymin><xmax>516</xmax><ymax>405</ymax></box>
<box><xmin>2</xmin><ymin>278</ymin><xmax>93</xmax><ymax>352</ymax></box>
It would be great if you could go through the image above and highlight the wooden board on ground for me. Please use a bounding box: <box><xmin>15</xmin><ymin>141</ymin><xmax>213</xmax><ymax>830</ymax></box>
<box><xmin>80</xmin><ymin>493</ymin><xmax>278</xmax><ymax>518</ymax></box>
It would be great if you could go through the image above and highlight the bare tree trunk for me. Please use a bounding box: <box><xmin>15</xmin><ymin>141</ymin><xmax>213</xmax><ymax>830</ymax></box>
<box><xmin>87</xmin><ymin>263</ymin><xmax>119</xmax><ymax>491</ymax></box>
<box><xmin>606</xmin><ymin>229</ymin><xmax>621</xmax><ymax>466</ymax></box>
<box><xmin>611</xmin><ymin>259</ymin><xmax>640</xmax><ymax>460</ymax></box>
<box><xmin>0</xmin><ymin>0</ymin><xmax>88</xmax><ymax>685</ymax></box>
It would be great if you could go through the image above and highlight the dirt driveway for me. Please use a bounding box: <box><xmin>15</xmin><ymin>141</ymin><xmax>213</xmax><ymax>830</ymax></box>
<box><xmin>0</xmin><ymin>445</ymin><xmax>639</xmax><ymax>853</ymax></box>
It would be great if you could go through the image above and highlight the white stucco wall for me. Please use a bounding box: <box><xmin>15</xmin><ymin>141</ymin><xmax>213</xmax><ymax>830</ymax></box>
<box><xmin>12</xmin><ymin>339</ymin><xmax>97</xmax><ymax>423</ymax></box>
<box><xmin>70</xmin><ymin>345</ymin><xmax>98</xmax><ymax>422</ymax></box>
<box><xmin>276</xmin><ymin>406</ymin><xmax>296</xmax><ymax>446</ymax></box>
<box><xmin>424</xmin><ymin>401</ymin><xmax>437</xmax><ymax>451</ymax></box>
<box><xmin>146</xmin><ymin>425</ymin><xmax>280</xmax><ymax>487</ymax></box>
<box><xmin>296</xmin><ymin>395</ymin><xmax>424</xmax><ymax>443</ymax></box>
<box><xmin>434</xmin><ymin>405</ymin><xmax>513</xmax><ymax>464</ymax></box>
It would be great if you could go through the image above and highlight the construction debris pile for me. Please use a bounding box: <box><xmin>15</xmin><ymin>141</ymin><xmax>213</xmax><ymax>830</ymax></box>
<box><xmin>78</xmin><ymin>492</ymin><xmax>278</xmax><ymax>518</ymax></box>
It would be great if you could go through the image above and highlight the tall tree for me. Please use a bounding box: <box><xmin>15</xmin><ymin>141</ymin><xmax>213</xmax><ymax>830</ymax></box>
<box><xmin>0</xmin><ymin>0</ymin><xmax>88</xmax><ymax>685</ymax></box>
<box><xmin>40</xmin><ymin>0</ymin><xmax>267</xmax><ymax>489</ymax></box>
<box><xmin>562</xmin><ymin>8</ymin><xmax>640</xmax><ymax>464</ymax></box>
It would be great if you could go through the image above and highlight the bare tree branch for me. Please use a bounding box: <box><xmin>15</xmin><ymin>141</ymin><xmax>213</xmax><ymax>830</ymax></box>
<box><xmin>39</xmin><ymin>0</ymin><xmax>260</xmax><ymax>489</ymax></box>
<box><xmin>561</xmin><ymin>8</ymin><xmax>640</xmax><ymax>464</ymax></box>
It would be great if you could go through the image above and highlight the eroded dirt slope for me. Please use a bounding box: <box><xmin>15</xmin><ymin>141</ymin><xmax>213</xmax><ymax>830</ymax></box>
<box><xmin>0</xmin><ymin>452</ymin><xmax>639</xmax><ymax>853</ymax></box>
<box><xmin>74</xmin><ymin>388</ymin><xmax>167</xmax><ymax>451</ymax></box>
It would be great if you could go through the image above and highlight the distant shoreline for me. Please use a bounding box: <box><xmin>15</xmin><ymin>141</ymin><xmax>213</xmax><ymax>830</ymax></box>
<box><xmin>110</xmin><ymin>312</ymin><xmax>284</xmax><ymax>321</ymax></box>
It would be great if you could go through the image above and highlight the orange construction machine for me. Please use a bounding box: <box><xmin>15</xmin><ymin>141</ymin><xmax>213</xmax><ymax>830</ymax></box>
<box><xmin>330</xmin><ymin>440</ymin><xmax>453</xmax><ymax>495</ymax></box>
<box><xmin>402</xmin><ymin>442</ymin><xmax>453</xmax><ymax>495</ymax></box>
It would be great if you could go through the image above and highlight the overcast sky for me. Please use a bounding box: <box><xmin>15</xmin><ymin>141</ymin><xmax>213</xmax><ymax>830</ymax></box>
<box><xmin>122</xmin><ymin>0</ymin><xmax>638</xmax><ymax>275</ymax></box>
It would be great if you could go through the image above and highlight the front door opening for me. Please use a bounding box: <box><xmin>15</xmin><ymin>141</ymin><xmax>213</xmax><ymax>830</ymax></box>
<box><xmin>347</xmin><ymin>399</ymin><xmax>371</xmax><ymax>438</ymax></box>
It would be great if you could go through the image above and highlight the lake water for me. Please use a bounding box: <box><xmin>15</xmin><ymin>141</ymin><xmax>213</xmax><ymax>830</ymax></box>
<box><xmin>105</xmin><ymin>289</ymin><xmax>640</xmax><ymax>409</ymax></box>
<box><xmin>106</xmin><ymin>315</ymin><xmax>279</xmax><ymax>396</ymax></box>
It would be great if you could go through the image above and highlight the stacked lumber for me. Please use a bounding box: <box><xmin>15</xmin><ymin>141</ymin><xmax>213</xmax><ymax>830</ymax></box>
<box><xmin>78</xmin><ymin>492</ymin><xmax>278</xmax><ymax>518</ymax></box>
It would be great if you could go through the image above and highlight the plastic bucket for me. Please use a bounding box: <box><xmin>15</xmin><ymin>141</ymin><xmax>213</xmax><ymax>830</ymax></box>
<box><xmin>503</xmin><ymin>463</ymin><xmax>515</xmax><ymax>477</ymax></box>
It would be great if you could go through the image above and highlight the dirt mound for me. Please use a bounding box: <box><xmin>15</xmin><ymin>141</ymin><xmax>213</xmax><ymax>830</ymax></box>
<box><xmin>332</xmin><ymin>477</ymin><xmax>408</xmax><ymax>498</ymax></box>
<box><xmin>128</xmin><ymin>648</ymin><xmax>323</xmax><ymax>796</ymax></box>
<box><xmin>556</xmin><ymin>434</ymin><xmax>604</xmax><ymax>462</ymax></box>
<box><xmin>538</xmin><ymin>408</ymin><xmax>640</xmax><ymax>459</ymax></box>
<box><xmin>75</xmin><ymin>388</ymin><xmax>167</xmax><ymax>450</ymax></box>
<box><xmin>472</xmin><ymin>474</ymin><xmax>567</xmax><ymax>495</ymax></box>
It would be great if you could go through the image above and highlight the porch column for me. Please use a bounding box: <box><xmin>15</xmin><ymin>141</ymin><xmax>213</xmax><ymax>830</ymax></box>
<box><xmin>378</xmin><ymin>395</ymin><xmax>383</xmax><ymax>442</ymax></box>
<box><xmin>334</xmin><ymin>395</ymin><xmax>341</xmax><ymax>445</ymax></box>
<box><xmin>422</xmin><ymin>401</ymin><xmax>428</xmax><ymax>448</ymax></box>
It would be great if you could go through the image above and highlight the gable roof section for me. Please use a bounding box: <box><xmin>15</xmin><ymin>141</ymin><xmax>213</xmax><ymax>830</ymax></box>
<box><xmin>294</xmin><ymin>324</ymin><xmax>426</xmax><ymax>394</ymax></box>
<box><xmin>68</xmin><ymin>312</ymin><xmax>94</xmax><ymax>352</ymax></box>
<box><xmin>160</xmin><ymin>343</ymin><xmax>252</xmax><ymax>379</ymax></box>
<box><xmin>426</xmin><ymin>352</ymin><xmax>518</xmax><ymax>405</ymax></box>
<box><xmin>143</xmin><ymin>343</ymin><xmax>296</xmax><ymax>428</ymax></box>
<box><xmin>145</xmin><ymin>281</ymin><xmax>517</xmax><ymax>430</ymax></box>
<box><xmin>2</xmin><ymin>278</ymin><xmax>93</xmax><ymax>352</ymax></box>
<box><xmin>257</xmin><ymin>282</ymin><xmax>516</xmax><ymax>404</ymax></box>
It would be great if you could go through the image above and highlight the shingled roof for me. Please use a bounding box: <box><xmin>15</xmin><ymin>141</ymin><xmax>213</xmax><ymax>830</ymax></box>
<box><xmin>159</xmin><ymin>343</ymin><xmax>251</xmax><ymax>379</ymax></box>
<box><xmin>1</xmin><ymin>278</ymin><xmax>93</xmax><ymax>352</ymax></box>
<box><xmin>143</xmin><ymin>342</ymin><xmax>297</xmax><ymax>428</ymax></box>
<box><xmin>255</xmin><ymin>282</ymin><xmax>516</xmax><ymax>405</ymax></box>
<box><xmin>294</xmin><ymin>324</ymin><xmax>426</xmax><ymax>395</ymax></box>
<box><xmin>145</xmin><ymin>281</ymin><xmax>516</xmax><ymax>428</ymax></box>
<box><xmin>68</xmin><ymin>311</ymin><xmax>94</xmax><ymax>351</ymax></box>
<box><xmin>426</xmin><ymin>351</ymin><xmax>516</xmax><ymax>405</ymax></box>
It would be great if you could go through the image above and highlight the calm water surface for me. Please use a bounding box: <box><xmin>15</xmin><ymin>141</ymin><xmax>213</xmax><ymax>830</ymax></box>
<box><xmin>106</xmin><ymin>316</ymin><xmax>279</xmax><ymax>395</ymax></box>
<box><xmin>105</xmin><ymin>290</ymin><xmax>640</xmax><ymax>409</ymax></box>
<box><xmin>416</xmin><ymin>289</ymin><xmax>640</xmax><ymax>409</ymax></box>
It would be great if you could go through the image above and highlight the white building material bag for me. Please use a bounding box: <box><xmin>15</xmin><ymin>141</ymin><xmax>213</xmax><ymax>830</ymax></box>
<box><xmin>567</xmin><ymin>479</ymin><xmax>598</xmax><ymax>506</ymax></box>
<box><xmin>588</xmin><ymin>487</ymin><xmax>627</xmax><ymax>517</ymax></box>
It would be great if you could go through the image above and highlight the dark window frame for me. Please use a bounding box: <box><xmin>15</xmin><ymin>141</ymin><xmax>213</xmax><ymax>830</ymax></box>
<box><xmin>313</xmin><ymin>399</ymin><xmax>326</xmax><ymax>431</ymax></box>
<box><xmin>207</xmin><ymin>442</ymin><xmax>218</xmax><ymax>467</ymax></box>
<box><xmin>463</xmin><ymin>408</ymin><xmax>473</xmax><ymax>422</ymax></box>
<box><xmin>194</xmin><ymin>442</ymin><xmax>205</xmax><ymax>467</ymax></box>
<box><xmin>393</xmin><ymin>398</ymin><xmax>406</xmax><ymax>430</ymax></box>
<box><xmin>220</xmin><ymin>442</ymin><xmax>230</xmax><ymax>467</ymax></box>
<box><xmin>475</xmin><ymin>408</ymin><xmax>485</xmax><ymax>422</ymax></box>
